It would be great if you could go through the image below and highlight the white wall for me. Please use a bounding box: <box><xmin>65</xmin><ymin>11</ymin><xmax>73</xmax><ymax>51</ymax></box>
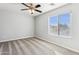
<box><xmin>35</xmin><ymin>4</ymin><xmax>79</xmax><ymax>52</ymax></box>
<box><xmin>0</xmin><ymin>10</ymin><xmax>34</xmax><ymax>42</ymax></box>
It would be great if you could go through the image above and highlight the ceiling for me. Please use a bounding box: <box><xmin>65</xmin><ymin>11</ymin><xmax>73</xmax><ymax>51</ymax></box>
<box><xmin>0</xmin><ymin>3</ymin><xmax>67</xmax><ymax>16</ymax></box>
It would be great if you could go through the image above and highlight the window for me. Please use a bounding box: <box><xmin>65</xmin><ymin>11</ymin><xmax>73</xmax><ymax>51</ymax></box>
<box><xmin>48</xmin><ymin>12</ymin><xmax>71</xmax><ymax>38</ymax></box>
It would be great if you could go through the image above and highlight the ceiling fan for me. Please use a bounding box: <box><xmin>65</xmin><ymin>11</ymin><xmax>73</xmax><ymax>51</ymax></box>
<box><xmin>21</xmin><ymin>3</ymin><xmax>42</xmax><ymax>14</ymax></box>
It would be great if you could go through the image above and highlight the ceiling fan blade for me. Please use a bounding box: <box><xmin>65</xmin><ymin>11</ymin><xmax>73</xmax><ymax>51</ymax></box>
<box><xmin>21</xmin><ymin>3</ymin><xmax>29</xmax><ymax>7</ymax></box>
<box><xmin>35</xmin><ymin>9</ymin><xmax>42</xmax><ymax>13</ymax></box>
<box><xmin>21</xmin><ymin>9</ymin><xmax>29</xmax><ymax>11</ymax></box>
<box><xmin>35</xmin><ymin>4</ymin><xmax>41</xmax><ymax>8</ymax></box>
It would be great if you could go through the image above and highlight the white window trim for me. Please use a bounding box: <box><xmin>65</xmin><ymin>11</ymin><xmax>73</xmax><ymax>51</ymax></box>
<box><xmin>48</xmin><ymin>12</ymin><xmax>72</xmax><ymax>39</ymax></box>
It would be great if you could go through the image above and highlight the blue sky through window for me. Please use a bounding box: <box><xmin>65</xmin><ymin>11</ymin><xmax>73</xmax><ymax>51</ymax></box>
<box><xmin>49</xmin><ymin>16</ymin><xmax>58</xmax><ymax>26</ymax></box>
<box><xmin>59</xmin><ymin>13</ymin><xmax>70</xmax><ymax>25</ymax></box>
<box><xmin>49</xmin><ymin>13</ymin><xmax>70</xmax><ymax>26</ymax></box>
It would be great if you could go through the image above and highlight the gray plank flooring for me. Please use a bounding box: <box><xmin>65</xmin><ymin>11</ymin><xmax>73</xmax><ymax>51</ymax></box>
<box><xmin>0</xmin><ymin>37</ymin><xmax>78</xmax><ymax>55</ymax></box>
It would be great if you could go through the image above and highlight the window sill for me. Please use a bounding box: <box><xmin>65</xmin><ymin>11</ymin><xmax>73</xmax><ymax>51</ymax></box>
<box><xmin>48</xmin><ymin>33</ymin><xmax>72</xmax><ymax>39</ymax></box>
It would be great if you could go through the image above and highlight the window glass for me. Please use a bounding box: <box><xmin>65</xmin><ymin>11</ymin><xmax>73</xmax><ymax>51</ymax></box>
<box><xmin>48</xmin><ymin>12</ymin><xmax>71</xmax><ymax>38</ymax></box>
<box><xmin>49</xmin><ymin>16</ymin><xmax>58</xmax><ymax>35</ymax></box>
<box><xmin>59</xmin><ymin>13</ymin><xmax>70</xmax><ymax>36</ymax></box>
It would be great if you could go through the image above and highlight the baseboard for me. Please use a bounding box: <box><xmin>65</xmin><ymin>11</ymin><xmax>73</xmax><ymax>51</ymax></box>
<box><xmin>35</xmin><ymin>35</ymin><xmax>79</xmax><ymax>54</ymax></box>
<box><xmin>0</xmin><ymin>36</ymin><xmax>34</xmax><ymax>42</ymax></box>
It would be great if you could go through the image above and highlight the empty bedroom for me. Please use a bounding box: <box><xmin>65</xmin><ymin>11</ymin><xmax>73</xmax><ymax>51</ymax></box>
<box><xmin>0</xmin><ymin>3</ymin><xmax>79</xmax><ymax>55</ymax></box>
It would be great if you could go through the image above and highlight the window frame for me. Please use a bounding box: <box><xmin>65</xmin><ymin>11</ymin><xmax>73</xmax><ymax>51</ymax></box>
<box><xmin>48</xmin><ymin>12</ymin><xmax>72</xmax><ymax>39</ymax></box>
